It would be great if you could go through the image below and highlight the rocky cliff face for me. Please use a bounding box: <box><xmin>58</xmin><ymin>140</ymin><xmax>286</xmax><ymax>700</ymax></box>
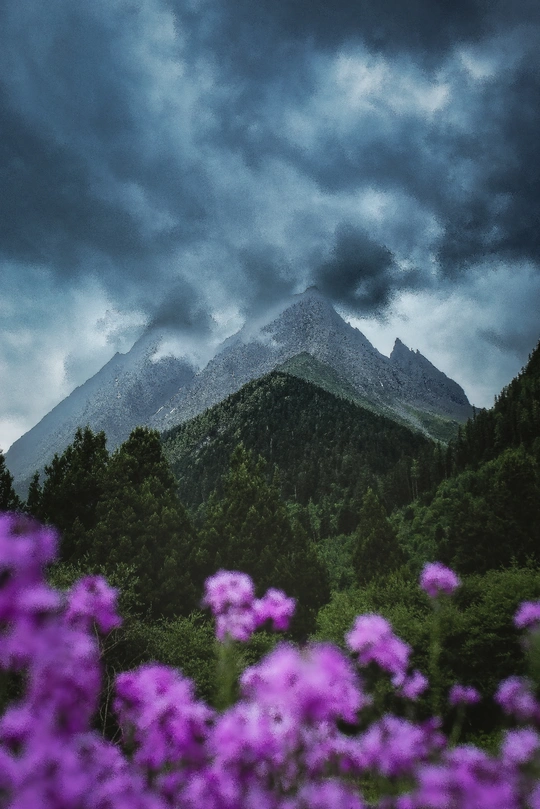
<box><xmin>6</xmin><ymin>287</ymin><xmax>473</xmax><ymax>486</ymax></box>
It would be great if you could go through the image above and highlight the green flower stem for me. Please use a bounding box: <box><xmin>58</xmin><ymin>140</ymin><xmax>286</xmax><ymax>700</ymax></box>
<box><xmin>214</xmin><ymin>636</ymin><xmax>241</xmax><ymax>711</ymax></box>
<box><xmin>429</xmin><ymin>599</ymin><xmax>442</xmax><ymax>717</ymax></box>
<box><xmin>449</xmin><ymin>704</ymin><xmax>465</xmax><ymax>747</ymax></box>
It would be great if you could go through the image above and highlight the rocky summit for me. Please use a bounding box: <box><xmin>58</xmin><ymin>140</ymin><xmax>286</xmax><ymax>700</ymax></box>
<box><xmin>6</xmin><ymin>287</ymin><xmax>473</xmax><ymax>487</ymax></box>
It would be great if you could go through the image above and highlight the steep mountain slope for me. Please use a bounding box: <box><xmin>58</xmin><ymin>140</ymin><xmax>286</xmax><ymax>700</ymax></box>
<box><xmin>162</xmin><ymin>370</ymin><xmax>432</xmax><ymax>517</ymax></box>
<box><xmin>151</xmin><ymin>287</ymin><xmax>472</xmax><ymax>437</ymax></box>
<box><xmin>6</xmin><ymin>328</ymin><xmax>195</xmax><ymax>487</ymax></box>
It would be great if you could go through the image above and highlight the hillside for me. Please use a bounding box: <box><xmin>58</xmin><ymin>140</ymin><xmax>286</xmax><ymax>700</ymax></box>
<box><xmin>162</xmin><ymin>370</ymin><xmax>432</xmax><ymax>527</ymax></box>
<box><xmin>396</xmin><ymin>337</ymin><xmax>540</xmax><ymax>574</ymax></box>
<box><xmin>278</xmin><ymin>352</ymin><xmax>461</xmax><ymax>443</ymax></box>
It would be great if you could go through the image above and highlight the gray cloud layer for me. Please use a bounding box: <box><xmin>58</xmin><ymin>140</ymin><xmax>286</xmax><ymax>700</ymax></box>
<box><xmin>1</xmin><ymin>0</ymin><xmax>539</xmax><ymax>447</ymax></box>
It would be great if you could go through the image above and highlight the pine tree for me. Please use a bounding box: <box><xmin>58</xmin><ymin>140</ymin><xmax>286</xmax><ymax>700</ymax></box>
<box><xmin>198</xmin><ymin>444</ymin><xmax>330</xmax><ymax>638</ymax></box>
<box><xmin>38</xmin><ymin>426</ymin><xmax>109</xmax><ymax>560</ymax></box>
<box><xmin>353</xmin><ymin>488</ymin><xmax>404</xmax><ymax>585</ymax></box>
<box><xmin>0</xmin><ymin>450</ymin><xmax>22</xmax><ymax>511</ymax></box>
<box><xmin>90</xmin><ymin>427</ymin><xmax>198</xmax><ymax>618</ymax></box>
<box><xmin>25</xmin><ymin>472</ymin><xmax>43</xmax><ymax>517</ymax></box>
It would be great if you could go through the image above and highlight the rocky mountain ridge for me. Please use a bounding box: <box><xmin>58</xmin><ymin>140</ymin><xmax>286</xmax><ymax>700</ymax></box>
<box><xmin>150</xmin><ymin>287</ymin><xmax>472</xmax><ymax>432</ymax></box>
<box><xmin>6</xmin><ymin>287</ymin><xmax>473</xmax><ymax>487</ymax></box>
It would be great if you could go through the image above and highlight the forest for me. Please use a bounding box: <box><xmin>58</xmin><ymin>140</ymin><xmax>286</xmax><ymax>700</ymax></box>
<box><xmin>1</xmin><ymin>337</ymin><xmax>539</xmax><ymax>742</ymax></box>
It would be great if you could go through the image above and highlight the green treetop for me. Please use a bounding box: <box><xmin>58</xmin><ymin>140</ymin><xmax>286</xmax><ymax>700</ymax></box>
<box><xmin>197</xmin><ymin>444</ymin><xmax>330</xmax><ymax>638</ymax></box>
<box><xmin>353</xmin><ymin>487</ymin><xmax>404</xmax><ymax>585</ymax></box>
<box><xmin>89</xmin><ymin>427</ymin><xmax>197</xmax><ymax>619</ymax></box>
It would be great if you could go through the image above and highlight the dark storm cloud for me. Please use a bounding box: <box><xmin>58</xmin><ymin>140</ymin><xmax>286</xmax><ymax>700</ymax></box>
<box><xmin>233</xmin><ymin>246</ymin><xmax>298</xmax><ymax>317</ymax></box>
<box><xmin>0</xmin><ymin>0</ymin><xmax>539</xmax><ymax>336</ymax></box>
<box><xmin>0</xmin><ymin>0</ymin><xmax>211</xmax><ymax>315</ymax></box>
<box><xmin>0</xmin><ymin>90</ymin><xmax>158</xmax><ymax>272</ymax></box>
<box><xmin>480</xmin><ymin>326</ymin><xmax>540</xmax><ymax>359</ymax></box>
<box><xmin>190</xmin><ymin>0</ymin><xmax>484</xmax><ymax>75</ymax></box>
<box><xmin>313</xmin><ymin>224</ymin><xmax>422</xmax><ymax>315</ymax></box>
<box><xmin>148</xmin><ymin>283</ymin><xmax>214</xmax><ymax>332</ymax></box>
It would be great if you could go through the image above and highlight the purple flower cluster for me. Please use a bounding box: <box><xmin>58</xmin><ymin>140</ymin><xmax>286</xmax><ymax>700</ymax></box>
<box><xmin>4</xmin><ymin>512</ymin><xmax>540</xmax><ymax>809</ymax></box>
<box><xmin>346</xmin><ymin>614</ymin><xmax>411</xmax><ymax>684</ymax></box>
<box><xmin>515</xmin><ymin>601</ymin><xmax>540</xmax><ymax>630</ymax></box>
<box><xmin>448</xmin><ymin>684</ymin><xmax>481</xmax><ymax>706</ymax></box>
<box><xmin>495</xmin><ymin>676</ymin><xmax>540</xmax><ymax>722</ymax></box>
<box><xmin>419</xmin><ymin>561</ymin><xmax>461</xmax><ymax>598</ymax></box>
<box><xmin>202</xmin><ymin>569</ymin><xmax>295</xmax><ymax>641</ymax></box>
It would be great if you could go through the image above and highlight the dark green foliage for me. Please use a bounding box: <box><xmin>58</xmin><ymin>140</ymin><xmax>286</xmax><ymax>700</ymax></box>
<box><xmin>89</xmin><ymin>427</ymin><xmax>198</xmax><ymax>619</ymax></box>
<box><xmin>0</xmin><ymin>449</ymin><xmax>22</xmax><ymax>511</ymax></box>
<box><xmin>27</xmin><ymin>427</ymin><xmax>109</xmax><ymax>561</ymax></box>
<box><xmin>314</xmin><ymin>533</ymin><xmax>356</xmax><ymax>592</ymax></box>
<box><xmin>352</xmin><ymin>488</ymin><xmax>405</xmax><ymax>585</ymax></box>
<box><xmin>196</xmin><ymin>444</ymin><xmax>331</xmax><ymax>639</ymax></box>
<box><xmin>398</xmin><ymin>446</ymin><xmax>540</xmax><ymax>575</ymax></box>
<box><xmin>395</xmin><ymin>337</ymin><xmax>540</xmax><ymax>576</ymax></box>
<box><xmin>163</xmin><ymin>372</ymin><xmax>431</xmax><ymax>526</ymax></box>
<box><xmin>136</xmin><ymin>612</ymin><xmax>217</xmax><ymax>704</ymax></box>
<box><xmin>25</xmin><ymin>471</ymin><xmax>42</xmax><ymax>515</ymax></box>
<box><xmin>416</xmin><ymin>337</ymin><xmax>540</xmax><ymax>493</ymax></box>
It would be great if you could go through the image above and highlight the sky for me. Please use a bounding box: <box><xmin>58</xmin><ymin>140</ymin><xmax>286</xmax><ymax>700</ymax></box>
<box><xmin>1</xmin><ymin>0</ymin><xmax>540</xmax><ymax>452</ymax></box>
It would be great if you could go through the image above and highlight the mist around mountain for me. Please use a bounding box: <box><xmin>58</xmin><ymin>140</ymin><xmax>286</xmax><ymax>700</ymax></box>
<box><xmin>5</xmin><ymin>287</ymin><xmax>472</xmax><ymax>489</ymax></box>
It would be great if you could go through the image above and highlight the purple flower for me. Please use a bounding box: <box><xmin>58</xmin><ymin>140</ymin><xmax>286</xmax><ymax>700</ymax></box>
<box><xmin>215</xmin><ymin>606</ymin><xmax>257</xmax><ymax>642</ymax></box>
<box><xmin>346</xmin><ymin>614</ymin><xmax>411</xmax><ymax>680</ymax></box>
<box><xmin>448</xmin><ymin>684</ymin><xmax>481</xmax><ymax>706</ymax></box>
<box><xmin>296</xmin><ymin>779</ymin><xmax>367</xmax><ymax>808</ymax></box>
<box><xmin>202</xmin><ymin>570</ymin><xmax>255</xmax><ymax>616</ymax></box>
<box><xmin>495</xmin><ymin>676</ymin><xmax>540</xmax><ymax>722</ymax></box>
<box><xmin>355</xmin><ymin>715</ymin><xmax>445</xmax><ymax>778</ymax></box>
<box><xmin>514</xmin><ymin>601</ymin><xmax>540</xmax><ymax>630</ymax></box>
<box><xmin>240</xmin><ymin>642</ymin><xmax>369</xmax><ymax>724</ymax></box>
<box><xmin>399</xmin><ymin>670</ymin><xmax>429</xmax><ymax>701</ymax></box>
<box><xmin>203</xmin><ymin>570</ymin><xmax>295</xmax><ymax>641</ymax></box>
<box><xmin>114</xmin><ymin>663</ymin><xmax>213</xmax><ymax>771</ymax></box>
<box><xmin>409</xmin><ymin>745</ymin><xmax>518</xmax><ymax>809</ymax></box>
<box><xmin>65</xmin><ymin>575</ymin><xmax>121</xmax><ymax>634</ymax></box>
<box><xmin>501</xmin><ymin>727</ymin><xmax>540</xmax><ymax>767</ymax></box>
<box><xmin>419</xmin><ymin>562</ymin><xmax>460</xmax><ymax>598</ymax></box>
<box><xmin>253</xmin><ymin>588</ymin><xmax>296</xmax><ymax>631</ymax></box>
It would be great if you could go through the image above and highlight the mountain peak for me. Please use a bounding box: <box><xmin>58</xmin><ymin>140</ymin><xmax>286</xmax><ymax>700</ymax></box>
<box><xmin>6</xmin><ymin>287</ymin><xmax>474</xmax><ymax>488</ymax></box>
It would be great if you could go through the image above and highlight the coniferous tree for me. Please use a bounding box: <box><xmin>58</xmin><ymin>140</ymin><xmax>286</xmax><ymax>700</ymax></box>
<box><xmin>0</xmin><ymin>450</ymin><xmax>22</xmax><ymax>511</ymax></box>
<box><xmin>197</xmin><ymin>444</ymin><xmax>330</xmax><ymax>639</ymax></box>
<box><xmin>25</xmin><ymin>472</ymin><xmax>42</xmax><ymax>517</ymax></box>
<box><xmin>353</xmin><ymin>487</ymin><xmax>404</xmax><ymax>585</ymax></box>
<box><xmin>37</xmin><ymin>426</ymin><xmax>109</xmax><ymax>560</ymax></box>
<box><xmin>90</xmin><ymin>427</ymin><xmax>197</xmax><ymax>618</ymax></box>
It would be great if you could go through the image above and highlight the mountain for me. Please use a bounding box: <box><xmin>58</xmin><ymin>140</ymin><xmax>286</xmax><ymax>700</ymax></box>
<box><xmin>150</xmin><ymin>287</ymin><xmax>472</xmax><ymax>435</ymax></box>
<box><xmin>6</xmin><ymin>328</ymin><xmax>195</xmax><ymax>487</ymax></box>
<box><xmin>6</xmin><ymin>286</ymin><xmax>473</xmax><ymax>488</ymax></box>
<box><xmin>161</xmin><ymin>369</ymin><xmax>432</xmax><ymax>518</ymax></box>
